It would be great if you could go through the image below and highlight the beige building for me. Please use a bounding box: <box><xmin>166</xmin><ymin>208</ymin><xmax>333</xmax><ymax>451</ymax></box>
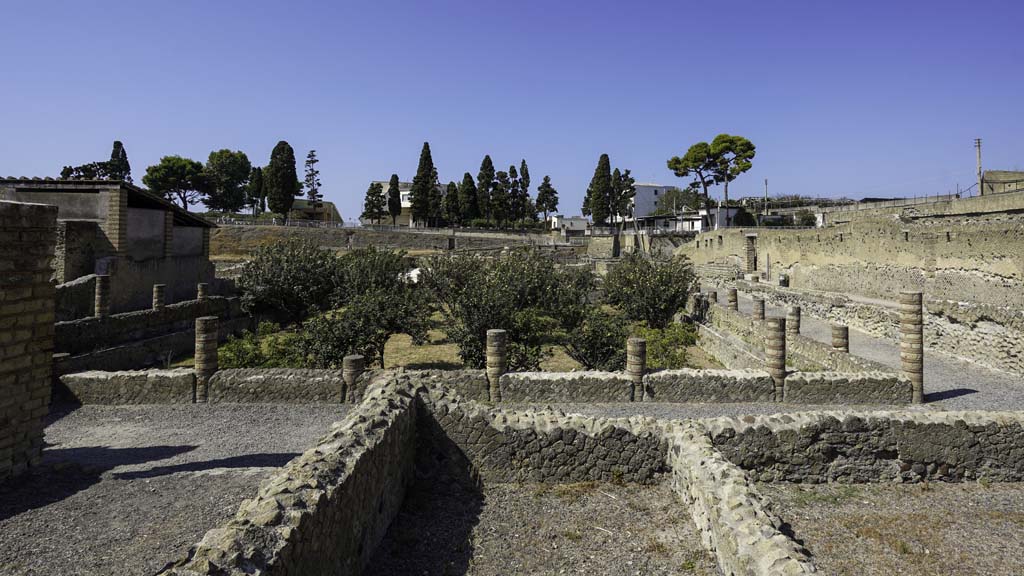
<box><xmin>0</xmin><ymin>177</ymin><xmax>216</xmax><ymax>315</ymax></box>
<box><xmin>982</xmin><ymin>170</ymin><xmax>1024</xmax><ymax>195</ymax></box>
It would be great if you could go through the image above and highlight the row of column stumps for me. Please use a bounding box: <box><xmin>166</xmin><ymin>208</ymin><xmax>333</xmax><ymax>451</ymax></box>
<box><xmin>95</xmin><ymin>279</ymin><xmax>213</xmax><ymax>317</ymax></box>
<box><xmin>725</xmin><ymin>286</ymin><xmax>926</xmax><ymax>404</ymax></box>
<box><xmin>486</xmin><ymin>329</ymin><xmax>508</xmax><ymax>401</ymax></box>
<box><xmin>900</xmin><ymin>291</ymin><xmax>925</xmax><ymax>404</ymax></box>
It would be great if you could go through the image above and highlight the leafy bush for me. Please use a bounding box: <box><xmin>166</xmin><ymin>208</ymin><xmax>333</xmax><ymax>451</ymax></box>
<box><xmin>331</xmin><ymin>247</ymin><xmax>414</xmax><ymax>306</ymax></box>
<box><xmin>425</xmin><ymin>249</ymin><xmax>593</xmax><ymax>370</ymax></box>
<box><xmin>603</xmin><ymin>254</ymin><xmax>697</xmax><ymax>328</ymax></box>
<box><xmin>564</xmin><ymin>308</ymin><xmax>628</xmax><ymax>370</ymax></box>
<box><xmin>631</xmin><ymin>323</ymin><xmax>697</xmax><ymax>369</ymax></box>
<box><xmin>466</xmin><ymin>218</ymin><xmax>494</xmax><ymax>229</ymax></box>
<box><xmin>219</xmin><ymin>322</ymin><xmax>304</xmax><ymax>368</ymax></box>
<box><xmin>237</xmin><ymin>238</ymin><xmax>337</xmax><ymax>324</ymax></box>
<box><xmin>300</xmin><ymin>288</ymin><xmax>431</xmax><ymax>368</ymax></box>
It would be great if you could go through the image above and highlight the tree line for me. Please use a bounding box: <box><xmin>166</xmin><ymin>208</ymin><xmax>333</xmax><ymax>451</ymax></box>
<box><xmin>361</xmin><ymin>142</ymin><xmax>560</xmax><ymax>228</ymax></box>
<box><xmin>59</xmin><ymin>140</ymin><xmax>323</xmax><ymax>219</ymax></box>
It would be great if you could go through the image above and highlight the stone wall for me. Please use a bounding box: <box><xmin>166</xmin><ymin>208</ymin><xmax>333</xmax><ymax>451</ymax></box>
<box><xmin>416</xmin><ymin>375</ymin><xmax>665</xmax><ymax>484</ymax></box>
<box><xmin>0</xmin><ymin>201</ymin><xmax>57</xmax><ymax>483</ymax></box>
<box><xmin>58</xmin><ymin>369</ymin><xmax>195</xmax><ymax>404</ymax></box>
<box><xmin>54</xmin><ymin>220</ymin><xmax>100</xmax><ymax>283</ymax></box>
<box><xmin>498</xmin><ymin>371</ymin><xmax>634</xmax><ymax>403</ymax></box>
<box><xmin>643</xmin><ymin>369</ymin><xmax>774</xmax><ymax>402</ymax></box>
<box><xmin>680</xmin><ymin>217</ymin><xmax>1024</xmax><ymax>310</ymax></box>
<box><xmin>695</xmin><ymin>324</ymin><xmax>765</xmax><ymax>371</ymax></box>
<box><xmin>108</xmin><ymin>254</ymin><xmax>216</xmax><ymax>313</ymax></box>
<box><xmin>159</xmin><ymin>373</ymin><xmax>418</xmax><ymax>576</ymax></box>
<box><xmin>207</xmin><ymin>369</ymin><xmax>347</xmax><ymax>404</ymax></box>
<box><xmin>707</xmin><ymin>411</ymin><xmax>1024</xmax><ymax>483</ymax></box>
<box><xmin>783</xmin><ymin>371</ymin><xmax>912</xmax><ymax>405</ymax></box>
<box><xmin>54</xmin><ymin>273</ymin><xmax>97</xmax><ymax>321</ymax></box>
<box><xmin>667</xmin><ymin>422</ymin><xmax>815</xmax><ymax>575</ymax></box>
<box><xmin>53</xmin><ymin>296</ymin><xmax>250</xmax><ymax>373</ymax></box>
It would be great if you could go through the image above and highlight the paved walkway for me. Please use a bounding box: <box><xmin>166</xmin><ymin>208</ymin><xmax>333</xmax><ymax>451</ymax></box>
<box><xmin>735</xmin><ymin>293</ymin><xmax>1022</xmax><ymax>411</ymax></box>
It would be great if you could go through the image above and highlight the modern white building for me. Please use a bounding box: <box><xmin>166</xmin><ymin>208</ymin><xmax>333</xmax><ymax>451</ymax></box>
<box><xmin>631</xmin><ymin>183</ymin><xmax>683</xmax><ymax>218</ymax></box>
<box><xmin>549</xmin><ymin>214</ymin><xmax>589</xmax><ymax>238</ymax></box>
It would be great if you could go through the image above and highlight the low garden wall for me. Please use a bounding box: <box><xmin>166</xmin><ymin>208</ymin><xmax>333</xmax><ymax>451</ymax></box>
<box><xmin>207</xmin><ymin>368</ymin><xmax>347</xmax><ymax>404</ymax></box>
<box><xmin>57</xmin><ymin>369</ymin><xmax>195</xmax><ymax>404</ymax></box>
<box><xmin>644</xmin><ymin>369</ymin><xmax>773</xmax><ymax>402</ymax></box>
<box><xmin>705</xmin><ymin>410</ymin><xmax>1024</xmax><ymax>483</ymax></box>
<box><xmin>695</xmin><ymin>324</ymin><xmax>765</xmax><ymax>371</ymax></box>
<box><xmin>783</xmin><ymin>371</ymin><xmax>911</xmax><ymax>405</ymax></box>
<box><xmin>498</xmin><ymin>371</ymin><xmax>634</xmax><ymax>403</ymax></box>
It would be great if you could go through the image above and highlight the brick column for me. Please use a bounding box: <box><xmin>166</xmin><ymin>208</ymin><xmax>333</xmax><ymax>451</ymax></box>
<box><xmin>726</xmin><ymin>288</ymin><xmax>738</xmax><ymax>311</ymax></box>
<box><xmin>765</xmin><ymin>317</ymin><xmax>786</xmax><ymax>402</ymax></box>
<box><xmin>752</xmin><ymin>296</ymin><xmax>765</xmax><ymax>321</ymax></box>
<box><xmin>342</xmin><ymin>354</ymin><xmax>365</xmax><ymax>403</ymax></box>
<box><xmin>486</xmin><ymin>329</ymin><xmax>507</xmax><ymax>402</ymax></box>
<box><xmin>194</xmin><ymin>316</ymin><xmax>218</xmax><ymax>403</ymax></box>
<box><xmin>197</xmin><ymin>282</ymin><xmax>209</xmax><ymax>301</ymax></box>
<box><xmin>899</xmin><ymin>291</ymin><xmax>924</xmax><ymax>404</ymax></box>
<box><xmin>94</xmin><ymin>274</ymin><xmax>111</xmax><ymax>317</ymax></box>
<box><xmin>831</xmin><ymin>324</ymin><xmax>849</xmax><ymax>353</ymax></box>
<box><xmin>786</xmin><ymin>306</ymin><xmax>801</xmax><ymax>338</ymax></box>
<box><xmin>201</xmin><ymin>228</ymin><xmax>211</xmax><ymax>259</ymax></box>
<box><xmin>745</xmin><ymin>235</ymin><xmax>757</xmax><ymax>273</ymax></box>
<box><xmin>163</xmin><ymin>210</ymin><xmax>174</xmax><ymax>258</ymax></box>
<box><xmin>101</xmin><ymin>187</ymin><xmax>127</xmax><ymax>254</ymax></box>
<box><xmin>152</xmin><ymin>284</ymin><xmax>166</xmax><ymax>310</ymax></box>
<box><xmin>626</xmin><ymin>337</ymin><xmax>647</xmax><ymax>402</ymax></box>
<box><xmin>0</xmin><ymin>201</ymin><xmax>57</xmax><ymax>483</ymax></box>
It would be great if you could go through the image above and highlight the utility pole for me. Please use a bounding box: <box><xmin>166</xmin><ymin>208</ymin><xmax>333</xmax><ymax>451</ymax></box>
<box><xmin>764</xmin><ymin>178</ymin><xmax>769</xmax><ymax>217</ymax></box>
<box><xmin>975</xmin><ymin>138</ymin><xmax>983</xmax><ymax>196</ymax></box>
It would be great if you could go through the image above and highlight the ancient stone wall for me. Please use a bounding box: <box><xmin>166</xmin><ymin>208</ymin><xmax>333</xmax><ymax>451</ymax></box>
<box><xmin>667</xmin><ymin>422</ymin><xmax>815</xmax><ymax>575</ymax></box>
<box><xmin>707</xmin><ymin>411</ymin><xmax>1024</xmax><ymax>483</ymax></box>
<box><xmin>58</xmin><ymin>369</ymin><xmax>195</xmax><ymax>404</ymax></box>
<box><xmin>643</xmin><ymin>369</ymin><xmax>774</xmax><ymax>402</ymax></box>
<box><xmin>0</xmin><ymin>201</ymin><xmax>57</xmax><ymax>483</ymax></box>
<box><xmin>498</xmin><ymin>371</ymin><xmax>634</xmax><ymax>402</ymax></box>
<box><xmin>53</xmin><ymin>220</ymin><xmax>99</xmax><ymax>283</ymax></box>
<box><xmin>54</xmin><ymin>273</ymin><xmax>97</xmax><ymax>321</ymax></box>
<box><xmin>695</xmin><ymin>323</ymin><xmax>766</xmax><ymax>371</ymax></box>
<box><xmin>159</xmin><ymin>374</ymin><xmax>419</xmax><ymax>576</ymax></box>
<box><xmin>680</xmin><ymin>217</ymin><xmax>1024</xmax><ymax>309</ymax></box>
<box><xmin>207</xmin><ymin>368</ymin><xmax>347</xmax><ymax>403</ymax></box>
<box><xmin>783</xmin><ymin>371</ymin><xmax>912</xmax><ymax>405</ymax></box>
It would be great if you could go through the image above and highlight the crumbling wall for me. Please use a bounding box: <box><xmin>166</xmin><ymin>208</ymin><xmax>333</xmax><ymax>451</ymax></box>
<box><xmin>58</xmin><ymin>368</ymin><xmax>195</xmax><ymax>404</ymax></box>
<box><xmin>644</xmin><ymin>369</ymin><xmax>774</xmax><ymax>402</ymax></box>
<box><xmin>707</xmin><ymin>411</ymin><xmax>1024</xmax><ymax>483</ymax></box>
<box><xmin>498</xmin><ymin>371</ymin><xmax>633</xmax><ymax>402</ymax></box>
<box><xmin>207</xmin><ymin>368</ymin><xmax>346</xmax><ymax>403</ymax></box>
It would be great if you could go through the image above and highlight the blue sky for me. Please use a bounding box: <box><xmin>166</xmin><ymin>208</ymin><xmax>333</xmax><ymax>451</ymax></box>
<box><xmin>1</xmin><ymin>0</ymin><xmax>1021</xmax><ymax>219</ymax></box>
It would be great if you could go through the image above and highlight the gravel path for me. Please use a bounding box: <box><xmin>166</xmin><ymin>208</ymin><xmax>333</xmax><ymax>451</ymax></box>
<box><xmin>761</xmin><ymin>482</ymin><xmax>1024</xmax><ymax>576</ymax></box>
<box><xmin>366</xmin><ymin>480</ymin><xmax>717</xmax><ymax>576</ymax></box>
<box><xmin>0</xmin><ymin>404</ymin><xmax>348</xmax><ymax>576</ymax></box>
<box><xmin>735</xmin><ymin>293</ymin><xmax>1024</xmax><ymax>411</ymax></box>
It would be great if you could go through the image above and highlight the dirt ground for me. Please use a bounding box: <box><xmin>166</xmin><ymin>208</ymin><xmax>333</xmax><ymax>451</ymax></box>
<box><xmin>760</xmin><ymin>482</ymin><xmax>1024</xmax><ymax>576</ymax></box>
<box><xmin>366</xmin><ymin>480</ymin><xmax>717</xmax><ymax>576</ymax></box>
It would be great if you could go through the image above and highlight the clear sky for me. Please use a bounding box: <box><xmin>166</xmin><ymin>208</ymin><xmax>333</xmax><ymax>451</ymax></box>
<box><xmin>1</xmin><ymin>0</ymin><xmax>1022</xmax><ymax>219</ymax></box>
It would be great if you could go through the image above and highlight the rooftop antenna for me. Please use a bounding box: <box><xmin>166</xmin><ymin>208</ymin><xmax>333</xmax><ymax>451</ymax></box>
<box><xmin>764</xmin><ymin>178</ymin><xmax>769</xmax><ymax>217</ymax></box>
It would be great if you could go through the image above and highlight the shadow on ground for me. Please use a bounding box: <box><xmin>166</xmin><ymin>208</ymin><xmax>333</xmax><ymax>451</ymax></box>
<box><xmin>0</xmin><ymin>444</ymin><xmax>196</xmax><ymax>522</ymax></box>
<box><xmin>925</xmin><ymin>388</ymin><xmax>977</xmax><ymax>402</ymax></box>
<box><xmin>114</xmin><ymin>453</ymin><xmax>300</xmax><ymax>480</ymax></box>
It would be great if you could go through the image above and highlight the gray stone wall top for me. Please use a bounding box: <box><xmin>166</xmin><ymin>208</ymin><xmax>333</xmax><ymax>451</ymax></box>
<box><xmin>59</xmin><ymin>369</ymin><xmax>195</xmax><ymax>405</ymax></box>
<box><xmin>784</xmin><ymin>371</ymin><xmax>912</xmax><ymax>405</ymax></box>
<box><xmin>498</xmin><ymin>371</ymin><xmax>634</xmax><ymax>403</ymax></box>
<box><xmin>207</xmin><ymin>368</ymin><xmax>346</xmax><ymax>404</ymax></box>
<box><xmin>644</xmin><ymin>369</ymin><xmax>774</xmax><ymax>403</ymax></box>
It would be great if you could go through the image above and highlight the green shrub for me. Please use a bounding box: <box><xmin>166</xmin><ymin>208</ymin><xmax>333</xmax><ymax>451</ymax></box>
<box><xmin>466</xmin><ymin>218</ymin><xmax>494</xmax><ymax>229</ymax></box>
<box><xmin>219</xmin><ymin>322</ymin><xmax>304</xmax><ymax>368</ymax></box>
<box><xmin>237</xmin><ymin>238</ymin><xmax>337</xmax><ymax>324</ymax></box>
<box><xmin>300</xmin><ymin>288</ymin><xmax>431</xmax><ymax>368</ymax></box>
<box><xmin>603</xmin><ymin>254</ymin><xmax>697</xmax><ymax>328</ymax></box>
<box><xmin>331</xmin><ymin>247</ymin><xmax>414</xmax><ymax>306</ymax></box>
<box><xmin>631</xmin><ymin>323</ymin><xmax>697</xmax><ymax>369</ymax></box>
<box><xmin>425</xmin><ymin>249</ymin><xmax>593</xmax><ymax>370</ymax></box>
<box><xmin>564</xmin><ymin>308</ymin><xmax>628</xmax><ymax>370</ymax></box>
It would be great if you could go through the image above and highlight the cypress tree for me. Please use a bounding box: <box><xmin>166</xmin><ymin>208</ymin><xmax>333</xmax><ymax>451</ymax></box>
<box><xmin>490</xmin><ymin>170</ymin><xmax>511</xmax><ymax>227</ymax></box>
<box><xmin>583</xmin><ymin>154</ymin><xmax>612</xmax><ymax>225</ymax></box>
<box><xmin>444</xmin><ymin>181</ymin><xmax>460</xmax><ymax>226</ymax></box>
<box><xmin>387</xmin><ymin>174</ymin><xmax>402</xmax><ymax>225</ymax></box>
<box><xmin>519</xmin><ymin>160</ymin><xmax>531</xmax><ymax>225</ymax></box>
<box><xmin>265</xmin><ymin>141</ymin><xmax>300</xmax><ymax>219</ymax></box>
<box><xmin>508</xmin><ymin>165</ymin><xmax>520</xmax><ymax>225</ymax></box>
<box><xmin>361</xmin><ymin>182</ymin><xmax>386</xmax><ymax>224</ymax></box>
<box><xmin>410</xmin><ymin>142</ymin><xmax>435</xmax><ymax>226</ymax></box>
<box><xmin>457</xmin><ymin>172</ymin><xmax>478</xmax><ymax>222</ymax></box>
<box><xmin>247</xmin><ymin>167</ymin><xmax>264</xmax><ymax>215</ymax></box>
<box><xmin>536</xmin><ymin>175</ymin><xmax>558</xmax><ymax>222</ymax></box>
<box><xmin>109</xmin><ymin>141</ymin><xmax>132</xmax><ymax>183</ymax></box>
<box><xmin>476</xmin><ymin>155</ymin><xmax>495</xmax><ymax>222</ymax></box>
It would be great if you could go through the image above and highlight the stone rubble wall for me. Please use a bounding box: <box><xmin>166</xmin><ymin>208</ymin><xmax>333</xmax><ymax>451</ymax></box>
<box><xmin>784</xmin><ymin>371</ymin><xmax>912</xmax><ymax>404</ymax></box>
<box><xmin>416</xmin><ymin>379</ymin><xmax>666</xmax><ymax>483</ymax></box>
<box><xmin>58</xmin><ymin>368</ymin><xmax>195</xmax><ymax>404</ymax></box>
<box><xmin>695</xmin><ymin>323</ymin><xmax>766</xmax><ymax>371</ymax></box>
<box><xmin>644</xmin><ymin>369</ymin><xmax>774</xmax><ymax>402</ymax></box>
<box><xmin>207</xmin><ymin>368</ymin><xmax>346</xmax><ymax>403</ymax></box>
<box><xmin>158</xmin><ymin>372</ymin><xmax>418</xmax><ymax>576</ymax></box>
<box><xmin>498</xmin><ymin>371</ymin><xmax>634</xmax><ymax>402</ymax></box>
<box><xmin>736</xmin><ymin>280</ymin><xmax>1024</xmax><ymax>376</ymax></box>
<box><xmin>667</xmin><ymin>422</ymin><xmax>816</xmax><ymax>576</ymax></box>
<box><xmin>705</xmin><ymin>410</ymin><xmax>1024</xmax><ymax>483</ymax></box>
<box><xmin>54</xmin><ymin>273</ymin><xmax>97</xmax><ymax>322</ymax></box>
